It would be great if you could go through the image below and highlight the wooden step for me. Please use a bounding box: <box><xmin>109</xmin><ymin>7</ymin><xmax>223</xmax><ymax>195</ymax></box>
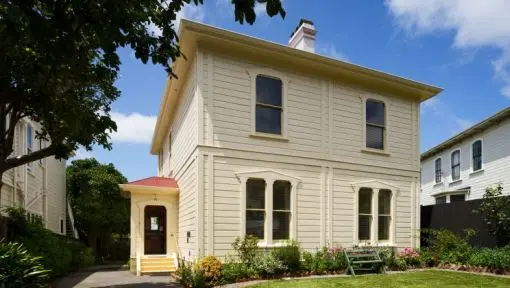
<box><xmin>140</xmin><ymin>257</ymin><xmax>176</xmax><ymax>273</ymax></box>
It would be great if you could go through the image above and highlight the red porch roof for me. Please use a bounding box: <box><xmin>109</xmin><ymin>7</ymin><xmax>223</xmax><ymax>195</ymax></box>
<box><xmin>126</xmin><ymin>176</ymin><xmax>179</xmax><ymax>188</ymax></box>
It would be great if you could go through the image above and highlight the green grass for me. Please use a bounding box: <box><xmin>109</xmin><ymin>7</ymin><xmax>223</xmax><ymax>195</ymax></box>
<box><xmin>251</xmin><ymin>270</ymin><xmax>510</xmax><ymax>288</ymax></box>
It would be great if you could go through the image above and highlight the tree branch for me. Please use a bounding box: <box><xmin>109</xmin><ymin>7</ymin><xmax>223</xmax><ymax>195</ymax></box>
<box><xmin>1</xmin><ymin>144</ymin><xmax>58</xmax><ymax>172</ymax></box>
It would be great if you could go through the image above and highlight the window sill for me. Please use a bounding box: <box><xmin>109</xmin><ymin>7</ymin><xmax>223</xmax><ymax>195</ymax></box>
<box><xmin>449</xmin><ymin>179</ymin><xmax>462</xmax><ymax>185</ymax></box>
<box><xmin>433</xmin><ymin>181</ymin><xmax>444</xmax><ymax>187</ymax></box>
<box><xmin>469</xmin><ymin>169</ymin><xmax>484</xmax><ymax>176</ymax></box>
<box><xmin>361</xmin><ymin>148</ymin><xmax>390</xmax><ymax>156</ymax></box>
<box><xmin>249</xmin><ymin>133</ymin><xmax>289</xmax><ymax>142</ymax></box>
<box><xmin>355</xmin><ymin>241</ymin><xmax>394</xmax><ymax>247</ymax></box>
<box><xmin>257</xmin><ymin>241</ymin><xmax>290</xmax><ymax>248</ymax></box>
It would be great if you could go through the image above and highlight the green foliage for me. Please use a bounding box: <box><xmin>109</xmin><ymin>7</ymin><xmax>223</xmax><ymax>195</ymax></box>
<box><xmin>66</xmin><ymin>158</ymin><xmax>129</xmax><ymax>259</ymax></box>
<box><xmin>232</xmin><ymin>235</ymin><xmax>260</xmax><ymax>265</ymax></box>
<box><xmin>220</xmin><ymin>261</ymin><xmax>254</xmax><ymax>284</ymax></box>
<box><xmin>302</xmin><ymin>247</ymin><xmax>347</xmax><ymax>274</ymax></box>
<box><xmin>468</xmin><ymin>246</ymin><xmax>510</xmax><ymax>270</ymax></box>
<box><xmin>0</xmin><ymin>0</ymin><xmax>285</xmax><ymax>179</ymax></box>
<box><xmin>0</xmin><ymin>242</ymin><xmax>50</xmax><ymax>288</ymax></box>
<box><xmin>176</xmin><ymin>259</ymin><xmax>209</xmax><ymax>288</ymax></box>
<box><xmin>422</xmin><ymin>228</ymin><xmax>474</xmax><ymax>264</ymax></box>
<box><xmin>479</xmin><ymin>185</ymin><xmax>510</xmax><ymax>246</ymax></box>
<box><xmin>398</xmin><ymin>248</ymin><xmax>421</xmax><ymax>268</ymax></box>
<box><xmin>270</xmin><ymin>240</ymin><xmax>301</xmax><ymax>273</ymax></box>
<box><xmin>5</xmin><ymin>207</ymin><xmax>95</xmax><ymax>278</ymax></box>
<box><xmin>251</xmin><ymin>252</ymin><xmax>285</xmax><ymax>277</ymax></box>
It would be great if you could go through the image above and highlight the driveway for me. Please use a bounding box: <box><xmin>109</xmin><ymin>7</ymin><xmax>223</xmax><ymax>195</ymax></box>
<box><xmin>52</xmin><ymin>266</ymin><xmax>182</xmax><ymax>288</ymax></box>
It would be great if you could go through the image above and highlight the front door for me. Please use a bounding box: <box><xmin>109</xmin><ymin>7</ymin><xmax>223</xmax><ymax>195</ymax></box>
<box><xmin>144</xmin><ymin>205</ymin><xmax>166</xmax><ymax>255</ymax></box>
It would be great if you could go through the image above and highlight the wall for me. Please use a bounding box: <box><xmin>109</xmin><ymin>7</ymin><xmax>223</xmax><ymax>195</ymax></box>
<box><xmin>421</xmin><ymin>118</ymin><xmax>510</xmax><ymax>205</ymax></box>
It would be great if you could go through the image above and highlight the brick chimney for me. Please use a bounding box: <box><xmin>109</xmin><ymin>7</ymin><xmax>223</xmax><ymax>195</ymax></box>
<box><xmin>289</xmin><ymin>19</ymin><xmax>316</xmax><ymax>53</ymax></box>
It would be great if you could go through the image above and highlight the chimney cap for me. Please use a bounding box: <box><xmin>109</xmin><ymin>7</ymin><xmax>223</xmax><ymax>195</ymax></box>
<box><xmin>290</xmin><ymin>18</ymin><xmax>315</xmax><ymax>38</ymax></box>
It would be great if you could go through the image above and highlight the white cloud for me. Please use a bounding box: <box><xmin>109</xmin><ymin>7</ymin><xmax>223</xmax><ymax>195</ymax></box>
<box><xmin>421</xmin><ymin>98</ymin><xmax>473</xmax><ymax>134</ymax></box>
<box><xmin>110</xmin><ymin>112</ymin><xmax>157</xmax><ymax>144</ymax></box>
<box><xmin>254</xmin><ymin>2</ymin><xmax>266</xmax><ymax>16</ymax></box>
<box><xmin>71</xmin><ymin>148</ymin><xmax>94</xmax><ymax>161</ymax></box>
<box><xmin>316</xmin><ymin>43</ymin><xmax>348</xmax><ymax>61</ymax></box>
<box><xmin>147</xmin><ymin>2</ymin><xmax>205</xmax><ymax>36</ymax></box>
<box><xmin>386</xmin><ymin>0</ymin><xmax>510</xmax><ymax>98</ymax></box>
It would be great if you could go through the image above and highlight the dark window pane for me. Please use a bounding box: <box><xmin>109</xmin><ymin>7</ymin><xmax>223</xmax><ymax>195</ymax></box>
<box><xmin>378</xmin><ymin>190</ymin><xmax>391</xmax><ymax>215</ymax></box>
<box><xmin>272</xmin><ymin>211</ymin><xmax>290</xmax><ymax>240</ymax></box>
<box><xmin>473</xmin><ymin>141</ymin><xmax>482</xmax><ymax>171</ymax></box>
<box><xmin>366</xmin><ymin>100</ymin><xmax>385</xmax><ymax>126</ymax></box>
<box><xmin>273</xmin><ymin>181</ymin><xmax>291</xmax><ymax>210</ymax></box>
<box><xmin>246</xmin><ymin>210</ymin><xmax>265</xmax><ymax>239</ymax></box>
<box><xmin>450</xmin><ymin>194</ymin><xmax>466</xmax><ymax>203</ymax></box>
<box><xmin>256</xmin><ymin>105</ymin><xmax>282</xmax><ymax>134</ymax></box>
<box><xmin>378</xmin><ymin>216</ymin><xmax>390</xmax><ymax>240</ymax></box>
<box><xmin>359</xmin><ymin>188</ymin><xmax>372</xmax><ymax>214</ymax></box>
<box><xmin>435</xmin><ymin>158</ymin><xmax>442</xmax><ymax>183</ymax></box>
<box><xmin>452</xmin><ymin>165</ymin><xmax>460</xmax><ymax>181</ymax></box>
<box><xmin>358</xmin><ymin>215</ymin><xmax>371</xmax><ymax>240</ymax></box>
<box><xmin>451</xmin><ymin>150</ymin><xmax>460</xmax><ymax>165</ymax></box>
<box><xmin>256</xmin><ymin>76</ymin><xmax>282</xmax><ymax>106</ymax></box>
<box><xmin>435</xmin><ymin>196</ymin><xmax>446</xmax><ymax>205</ymax></box>
<box><xmin>247</xmin><ymin>179</ymin><xmax>265</xmax><ymax>209</ymax></box>
<box><xmin>366</xmin><ymin>125</ymin><xmax>384</xmax><ymax>149</ymax></box>
<box><xmin>451</xmin><ymin>150</ymin><xmax>461</xmax><ymax>180</ymax></box>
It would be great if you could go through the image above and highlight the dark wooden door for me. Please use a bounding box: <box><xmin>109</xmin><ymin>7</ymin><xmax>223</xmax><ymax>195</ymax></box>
<box><xmin>144</xmin><ymin>205</ymin><xmax>166</xmax><ymax>255</ymax></box>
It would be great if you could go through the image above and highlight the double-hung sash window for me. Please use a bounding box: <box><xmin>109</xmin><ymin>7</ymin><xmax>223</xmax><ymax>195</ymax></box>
<box><xmin>255</xmin><ymin>75</ymin><xmax>283</xmax><ymax>135</ymax></box>
<box><xmin>451</xmin><ymin>150</ymin><xmax>461</xmax><ymax>181</ymax></box>
<box><xmin>272</xmin><ymin>181</ymin><xmax>291</xmax><ymax>240</ymax></box>
<box><xmin>358</xmin><ymin>188</ymin><xmax>372</xmax><ymax>241</ymax></box>
<box><xmin>435</xmin><ymin>158</ymin><xmax>442</xmax><ymax>183</ymax></box>
<box><xmin>378</xmin><ymin>190</ymin><xmax>391</xmax><ymax>241</ymax></box>
<box><xmin>357</xmin><ymin>187</ymin><xmax>394</xmax><ymax>243</ymax></box>
<box><xmin>246</xmin><ymin>179</ymin><xmax>266</xmax><ymax>239</ymax></box>
<box><xmin>366</xmin><ymin>100</ymin><xmax>386</xmax><ymax>150</ymax></box>
<box><xmin>472</xmin><ymin>140</ymin><xmax>482</xmax><ymax>171</ymax></box>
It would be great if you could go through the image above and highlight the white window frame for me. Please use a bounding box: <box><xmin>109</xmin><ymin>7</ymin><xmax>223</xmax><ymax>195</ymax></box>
<box><xmin>351</xmin><ymin>180</ymin><xmax>399</xmax><ymax>246</ymax></box>
<box><xmin>450</xmin><ymin>148</ymin><xmax>461</xmax><ymax>183</ymax></box>
<box><xmin>434</xmin><ymin>157</ymin><xmax>443</xmax><ymax>184</ymax></box>
<box><xmin>470</xmin><ymin>138</ymin><xmax>483</xmax><ymax>174</ymax></box>
<box><xmin>236</xmin><ymin>169</ymin><xmax>301</xmax><ymax>247</ymax></box>
<box><xmin>433</xmin><ymin>189</ymin><xmax>470</xmax><ymax>204</ymax></box>
<box><xmin>360</xmin><ymin>95</ymin><xmax>390</xmax><ymax>156</ymax></box>
<box><xmin>247</xmin><ymin>68</ymin><xmax>289</xmax><ymax>141</ymax></box>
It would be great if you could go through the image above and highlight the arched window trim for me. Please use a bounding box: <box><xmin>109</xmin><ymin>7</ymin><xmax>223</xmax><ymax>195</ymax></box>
<box><xmin>434</xmin><ymin>157</ymin><xmax>443</xmax><ymax>184</ymax></box>
<box><xmin>470</xmin><ymin>139</ymin><xmax>483</xmax><ymax>173</ymax></box>
<box><xmin>450</xmin><ymin>148</ymin><xmax>461</xmax><ymax>182</ymax></box>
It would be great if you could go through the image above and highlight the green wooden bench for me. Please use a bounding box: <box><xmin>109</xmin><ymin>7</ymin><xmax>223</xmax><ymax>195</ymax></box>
<box><xmin>344</xmin><ymin>249</ymin><xmax>385</xmax><ymax>276</ymax></box>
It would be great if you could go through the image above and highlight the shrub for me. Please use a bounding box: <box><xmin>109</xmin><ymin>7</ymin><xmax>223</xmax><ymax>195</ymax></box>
<box><xmin>422</xmin><ymin>228</ymin><xmax>474</xmax><ymax>264</ymax></box>
<box><xmin>176</xmin><ymin>259</ymin><xmax>208</xmax><ymax>288</ymax></box>
<box><xmin>221</xmin><ymin>261</ymin><xmax>254</xmax><ymax>284</ymax></box>
<box><xmin>468</xmin><ymin>246</ymin><xmax>510</xmax><ymax>270</ymax></box>
<box><xmin>479</xmin><ymin>185</ymin><xmax>510</xmax><ymax>246</ymax></box>
<box><xmin>0</xmin><ymin>242</ymin><xmax>50</xmax><ymax>288</ymax></box>
<box><xmin>232</xmin><ymin>235</ymin><xmax>259</xmax><ymax>265</ymax></box>
<box><xmin>252</xmin><ymin>252</ymin><xmax>285</xmax><ymax>277</ymax></box>
<box><xmin>271</xmin><ymin>240</ymin><xmax>301</xmax><ymax>273</ymax></box>
<box><xmin>398</xmin><ymin>248</ymin><xmax>421</xmax><ymax>268</ymax></box>
<box><xmin>198</xmin><ymin>256</ymin><xmax>222</xmax><ymax>282</ymax></box>
<box><xmin>302</xmin><ymin>247</ymin><xmax>346</xmax><ymax>274</ymax></box>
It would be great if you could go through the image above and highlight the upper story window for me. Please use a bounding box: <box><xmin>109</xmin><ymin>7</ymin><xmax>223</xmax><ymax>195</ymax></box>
<box><xmin>451</xmin><ymin>150</ymin><xmax>461</xmax><ymax>181</ymax></box>
<box><xmin>255</xmin><ymin>75</ymin><xmax>283</xmax><ymax>135</ymax></box>
<box><xmin>472</xmin><ymin>140</ymin><xmax>482</xmax><ymax>172</ymax></box>
<box><xmin>26</xmin><ymin>124</ymin><xmax>33</xmax><ymax>170</ymax></box>
<box><xmin>435</xmin><ymin>158</ymin><xmax>442</xmax><ymax>183</ymax></box>
<box><xmin>366</xmin><ymin>100</ymin><xmax>386</xmax><ymax>150</ymax></box>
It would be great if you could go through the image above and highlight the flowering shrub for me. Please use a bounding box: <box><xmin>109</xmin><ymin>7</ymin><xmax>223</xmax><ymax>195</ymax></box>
<box><xmin>302</xmin><ymin>247</ymin><xmax>346</xmax><ymax>274</ymax></box>
<box><xmin>398</xmin><ymin>248</ymin><xmax>421</xmax><ymax>268</ymax></box>
<box><xmin>198</xmin><ymin>256</ymin><xmax>222</xmax><ymax>282</ymax></box>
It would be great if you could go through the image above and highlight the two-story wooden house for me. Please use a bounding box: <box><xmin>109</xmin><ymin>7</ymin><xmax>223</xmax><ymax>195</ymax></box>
<box><xmin>119</xmin><ymin>19</ymin><xmax>442</xmax><ymax>274</ymax></box>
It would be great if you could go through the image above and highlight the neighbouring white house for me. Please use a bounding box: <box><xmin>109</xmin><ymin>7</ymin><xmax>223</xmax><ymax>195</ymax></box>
<box><xmin>119</xmin><ymin>19</ymin><xmax>442</xmax><ymax>275</ymax></box>
<box><xmin>0</xmin><ymin>119</ymin><xmax>74</xmax><ymax>237</ymax></box>
<box><xmin>421</xmin><ymin>107</ymin><xmax>510</xmax><ymax>206</ymax></box>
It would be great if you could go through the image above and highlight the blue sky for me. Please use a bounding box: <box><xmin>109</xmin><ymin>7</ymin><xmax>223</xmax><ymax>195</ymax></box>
<box><xmin>75</xmin><ymin>1</ymin><xmax>510</xmax><ymax>181</ymax></box>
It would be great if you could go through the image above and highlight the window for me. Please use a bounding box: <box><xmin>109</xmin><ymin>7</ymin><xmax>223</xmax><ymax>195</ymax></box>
<box><xmin>435</xmin><ymin>158</ymin><xmax>442</xmax><ymax>183</ymax></box>
<box><xmin>378</xmin><ymin>190</ymin><xmax>391</xmax><ymax>241</ymax></box>
<box><xmin>450</xmin><ymin>194</ymin><xmax>466</xmax><ymax>203</ymax></box>
<box><xmin>246</xmin><ymin>179</ymin><xmax>266</xmax><ymax>239</ymax></box>
<box><xmin>60</xmin><ymin>219</ymin><xmax>64</xmax><ymax>234</ymax></box>
<box><xmin>272</xmin><ymin>181</ymin><xmax>291</xmax><ymax>240</ymax></box>
<box><xmin>472</xmin><ymin>140</ymin><xmax>482</xmax><ymax>171</ymax></box>
<box><xmin>366</xmin><ymin>100</ymin><xmax>385</xmax><ymax>150</ymax></box>
<box><xmin>435</xmin><ymin>196</ymin><xmax>447</xmax><ymax>204</ymax></box>
<box><xmin>26</xmin><ymin>124</ymin><xmax>33</xmax><ymax>169</ymax></box>
<box><xmin>358</xmin><ymin>188</ymin><xmax>372</xmax><ymax>241</ymax></box>
<box><xmin>255</xmin><ymin>75</ymin><xmax>283</xmax><ymax>135</ymax></box>
<box><xmin>451</xmin><ymin>150</ymin><xmax>461</xmax><ymax>181</ymax></box>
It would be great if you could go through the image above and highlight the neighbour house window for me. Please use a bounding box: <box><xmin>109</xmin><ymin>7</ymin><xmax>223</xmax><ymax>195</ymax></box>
<box><xmin>26</xmin><ymin>124</ymin><xmax>33</xmax><ymax>170</ymax></box>
<box><xmin>435</xmin><ymin>196</ymin><xmax>447</xmax><ymax>205</ymax></box>
<box><xmin>472</xmin><ymin>140</ymin><xmax>482</xmax><ymax>172</ymax></box>
<box><xmin>378</xmin><ymin>189</ymin><xmax>392</xmax><ymax>241</ymax></box>
<box><xmin>246</xmin><ymin>179</ymin><xmax>266</xmax><ymax>239</ymax></box>
<box><xmin>272</xmin><ymin>181</ymin><xmax>291</xmax><ymax>240</ymax></box>
<box><xmin>366</xmin><ymin>100</ymin><xmax>386</xmax><ymax>150</ymax></box>
<box><xmin>435</xmin><ymin>158</ymin><xmax>442</xmax><ymax>183</ymax></box>
<box><xmin>450</xmin><ymin>194</ymin><xmax>466</xmax><ymax>203</ymax></box>
<box><xmin>358</xmin><ymin>188</ymin><xmax>372</xmax><ymax>241</ymax></box>
<box><xmin>255</xmin><ymin>75</ymin><xmax>283</xmax><ymax>135</ymax></box>
<box><xmin>451</xmin><ymin>150</ymin><xmax>461</xmax><ymax>181</ymax></box>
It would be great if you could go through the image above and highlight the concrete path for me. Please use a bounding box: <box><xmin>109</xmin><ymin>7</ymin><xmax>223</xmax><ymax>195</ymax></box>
<box><xmin>52</xmin><ymin>266</ymin><xmax>182</xmax><ymax>288</ymax></box>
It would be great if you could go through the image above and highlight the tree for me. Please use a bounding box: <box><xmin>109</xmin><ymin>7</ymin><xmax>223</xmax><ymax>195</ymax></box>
<box><xmin>479</xmin><ymin>184</ymin><xmax>510</xmax><ymax>246</ymax></box>
<box><xmin>0</xmin><ymin>0</ymin><xmax>285</xmax><ymax>188</ymax></box>
<box><xmin>66</xmin><ymin>158</ymin><xmax>129</xmax><ymax>258</ymax></box>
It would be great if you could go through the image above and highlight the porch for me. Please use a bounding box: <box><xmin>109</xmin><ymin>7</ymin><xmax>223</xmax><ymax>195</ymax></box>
<box><xmin>119</xmin><ymin>177</ymin><xmax>180</xmax><ymax>275</ymax></box>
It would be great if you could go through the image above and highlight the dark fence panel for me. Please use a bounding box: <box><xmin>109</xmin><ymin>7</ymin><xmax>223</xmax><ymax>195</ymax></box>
<box><xmin>421</xmin><ymin>198</ymin><xmax>499</xmax><ymax>248</ymax></box>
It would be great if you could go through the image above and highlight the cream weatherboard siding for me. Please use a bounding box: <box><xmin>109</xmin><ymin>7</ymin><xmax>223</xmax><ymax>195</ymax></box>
<box><xmin>0</xmin><ymin>120</ymin><xmax>66</xmax><ymax>235</ymax></box>
<box><xmin>157</xmin><ymin>48</ymin><xmax>422</xmax><ymax>259</ymax></box>
<box><xmin>421</xmin><ymin>117</ymin><xmax>510</xmax><ymax>206</ymax></box>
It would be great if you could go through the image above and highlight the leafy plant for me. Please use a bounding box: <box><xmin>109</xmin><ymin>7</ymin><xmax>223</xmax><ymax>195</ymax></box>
<box><xmin>421</xmin><ymin>228</ymin><xmax>474</xmax><ymax>264</ymax></box>
<box><xmin>271</xmin><ymin>240</ymin><xmax>301</xmax><ymax>273</ymax></box>
<box><xmin>177</xmin><ymin>259</ymin><xmax>208</xmax><ymax>288</ymax></box>
<box><xmin>398</xmin><ymin>248</ymin><xmax>421</xmax><ymax>268</ymax></box>
<box><xmin>198</xmin><ymin>256</ymin><xmax>222</xmax><ymax>282</ymax></box>
<box><xmin>251</xmin><ymin>252</ymin><xmax>285</xmax><ymax>277</ymax></box>
<box><xmin>220</xmin><ymin>261</ymin><xmax>254</xmax><ymax>284</ymax></box>
<box><xmin>232</xmin><ymin>235</ymin><xmax>260</xmax><ymax>265</ymax></box>
<box><xmin>0</xmin><ymin>242</ymin><xmax>50</xmax><ymax>288</ymax></box>
<box><xmin>479</xmin><ymin>185</ymin><xmax>510</xmax><ymax>246</ymax></box>
<box><xmin>468</xmin><ymin>246</ymin><xmax>510</xmax><ymax>270</ymax></box>
<box><xmin>302</xmin><ymin>247</ymin><xmax>346</xmax><ymax>274</ymax></box>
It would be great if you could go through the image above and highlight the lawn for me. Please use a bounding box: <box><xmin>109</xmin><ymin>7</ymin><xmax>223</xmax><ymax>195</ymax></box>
<box><xmin>251</xmin><ymin>270</ymin><xmax>510</xmax><ymax>288</ymax></box>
